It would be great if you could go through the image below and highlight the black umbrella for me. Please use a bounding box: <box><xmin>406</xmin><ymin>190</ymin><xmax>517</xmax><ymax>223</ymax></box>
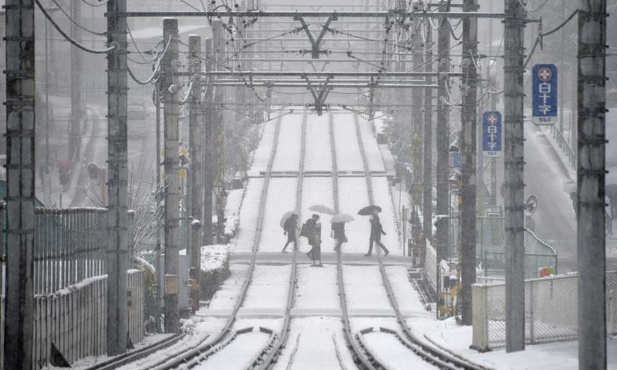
<box><xmin>357</xmin><ymin>205</ymin><xmax>382</xmax><ymax>216</ymax></box>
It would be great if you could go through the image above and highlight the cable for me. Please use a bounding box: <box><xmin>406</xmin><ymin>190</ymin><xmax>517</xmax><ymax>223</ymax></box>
<box><xmin>524</xmin><ymin>10</ymin><xmax>578</xmax><ymax>68</ymax></box>
<box><xmin>81</xmin><ymin>0</ymin><xmax>108</xmax><ymax>7</ymax></box>
<box><xmin>127</xmin><ymin>24</ymin><xmax>160</xmax><ymax>64</ymax></box>
<box><xmin>49</xmin><ymin>0</ymin><xmax>106</xmax><ymax>36</ymax></box>
<box><xmin>35</xmin><ymin>0</ymin><xmax>114</xmax><ymax>54</ymax></box>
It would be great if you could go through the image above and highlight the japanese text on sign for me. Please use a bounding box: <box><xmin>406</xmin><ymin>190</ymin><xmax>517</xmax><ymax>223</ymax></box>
<box><xmin>532</xmin><ymin>64</ymin><xmax>558</xmax><ymax>125</ymax></box>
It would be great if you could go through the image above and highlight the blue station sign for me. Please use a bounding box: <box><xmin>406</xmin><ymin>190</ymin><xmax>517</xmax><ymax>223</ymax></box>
<box><xmin>532</xmin><ymin>64</ymin><xmax>558</xmax><ymax>125</ymax></box>
<box><xmin>483</xmin><ymin>111</ymin><xmax>502</xmax><ymax>157</ymax></box>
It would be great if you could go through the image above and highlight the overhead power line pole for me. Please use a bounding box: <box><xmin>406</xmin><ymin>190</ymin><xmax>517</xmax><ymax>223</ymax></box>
<box><xmin>188</xmin><ymin>34</ymin><xmax>204</xmax><ymax>311</ymax></box>
<box><xmin>69</xmin><ymin>0</ymin><xmax>82</xmax><ymax>164</ymax></box>
<box><xmin>4</xmin><ymin>0</ymin><xmax>35</xmax><ymax>368</ymax></box>
<box><xmin>460</xmin><ymin>0</ymin><xmax>478</xmax><ymax>326</ymax></box>
<box><xmin>411</xmin><ymin>12</ymin><xmax>424</xmax><ymax>213</ymax></box>
<box><xmin>578</xmin><ymin>1</ymin><xmax>607</xmax><ymax>368</ymax></box>
<box><xmin>162</xmin><ymin>17</ymin><xmax>180</xmax><ymax>333</ymax></box>
<box><xmin>422</xmin><ymin>17</ymin><xmax>433</xmax><ymax>257</ymax></box>
<box><xmin>504</xmin><ymin>0</ymin><xmax>525</xmax><ymax>352</ymax></box>
<box><xmin>203</xmin><ymin>37</ymin><xmax>214</xmax><ymax>246</ymax></box>
<box><xmin>106</xmin><ymin>0</ymin><xmax>129</xmax><ymax>355</ymax></box>
<box><xmin>435</xmin><ymin>0</ymin><xmax>451</xmax><ymax>265</ymax></box>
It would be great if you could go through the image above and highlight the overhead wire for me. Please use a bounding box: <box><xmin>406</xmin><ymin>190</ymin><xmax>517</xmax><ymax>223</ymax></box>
<box><xmin>48</xmin><ymin>0</ymin><xmax>106</xmax><ymax>36</ymax></box>
<box><xmin>81</xmin><ymin>0</ymin><xmax>108</xmax><ymax>7</ymax></box>
<box><xmin>35</xmin><ymin>0</ymin><xmax>115</xmax><ymax>54</ymax></box>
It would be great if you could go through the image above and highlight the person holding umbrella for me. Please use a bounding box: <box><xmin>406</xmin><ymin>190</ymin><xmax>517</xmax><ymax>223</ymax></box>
<box><xmin>282</xmin><ymin>213</ymin><xmax>299</xmax><ymax>252</ymax></box>
<box><xmin>302</xmin><ymin>214</ymin><xmax>322</xmax><ymax>263</ymax></box>
<box><xmin>330</xmin><ymin>213</ymin><xmax>353</xmax><ymax>252</ymax></box>
<box><xmin>365</xmin><ymin>210</ymin><xmax>389</xmax><ymax>257</ymax></box>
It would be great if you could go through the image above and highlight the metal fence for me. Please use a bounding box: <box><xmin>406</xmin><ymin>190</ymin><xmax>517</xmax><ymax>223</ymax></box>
<box><xmin>481</xmin><ymin>228</ymin><xmax>558</xmax><ymax>279</ymax></box>
<box><xmin>472</xmin><ymin>271</ymin><xmax>617</xmax><ymax>351</ymax></box>
<box><xmin>548</xmin><ymin>124</ymin><xmax>576</xmax><ymax>169</ymax></box>
<box><xmin>32</xmin><ymin>208</ymin><xmax>108</xmax><ymax>294</ymax></box>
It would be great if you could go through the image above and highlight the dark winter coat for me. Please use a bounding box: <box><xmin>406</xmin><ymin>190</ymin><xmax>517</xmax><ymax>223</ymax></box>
<box><xmin>332</xmin><ymin>222</ymin><xmax>348</xmax><ymax>243</ymax></box>
<box><xmin>303</xmin><ymin>218</ymin><xmax>321</xmax><ymax>246</ymax></box>
<box><xmin>370</xmin><ymin>217</ymin><xmax>386</xmax><ymax>241</ymax></box>
<box><xmin>283</xmin><ymin>217</ymin><xmax>297</xmax><ymax>241</ymax></box>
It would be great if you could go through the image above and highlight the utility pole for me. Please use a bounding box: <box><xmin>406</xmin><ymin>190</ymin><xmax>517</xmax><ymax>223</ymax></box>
<box><xmin>212</xmin><ymin>20</ymin><xmax>225</xmax><ymax>243</ymax></box>
<box><xmin>69</xmin><ymin>0</ymin><xmax>82</xmax><ymax>163</ymax></box>
<box><xmin>162</xmin><ymin>18</ymin><xmax>180</xmax><ymax>333</ymax></box>
<box><xmin>203</xmin><ymin>37</ymin><xmax>214</xmax><ymax>246</ymax></box>
<box><xmin>188</xmin><ymin>34</ymin><xmax>204</xmax><ymax>311</ymax></box>
<box><xmin>435</xmin><ymin>0</ymin><xmax>451</xmax><ymax>264</ymax></box>
<box><xmin>106</xmin><ymin>0</ymin><xmax>129</xmax><ymax>355</ymax></box>
<box><xmin>504</xmin><ymin>0</ymin><xmax>525</xmax><ymax>352</ymax></box>
<box><xmin>578</xmin><ymin>1</ymin><xmax>607</xmax><ymax>368</ymax></box>
<box><xmin>411</xmin><ymin>10</ymin><xmax>424</xmax><ymax>215</ymax></box>
<box><xmin>4</xmin><ymin>0</ymin><xmax>35</xmax><ymax>368</ymax></box>
<box><xmin>422</xmin><ymin>16</ymin><xmax>433</xmax><ymax>258</ymax></box>
<box><xmin>460</xmin><ymin>0</ymin><xmax>478</xmax><ymax>326</ymax></box>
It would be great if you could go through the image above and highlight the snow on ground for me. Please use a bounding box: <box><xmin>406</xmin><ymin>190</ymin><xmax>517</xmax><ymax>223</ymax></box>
<box><xmin>333</xmin><ymin>112</ymin><xmax>364</xmax><ymax>172</ymax></box>
<box><xmin>241</xmin><ymin>265</ymin><xmax>291</xmax><ymax>311</ymax></box>
<box><xmin>406</xmin><ymin>317</ymin><xmax>617</xmax><ymax>370</ymax></box>
<box><xmin>343</xmin><ymin>265</ymin><xmax>393</xmax><ymax>314</ymax></box>
<box><xmin>259</xmin><ymin>178</ymin><xmax>298</xmax><ymax>253</ymax></box>
<box><xmin>200</xmin><ymin>245</ymin><xmax>228</xmax><ymax>271</ymax></box>
<box><xmin>385</xmin><ymin>266</ymin><xmax>432</xmax><ymax>316</ymax></box>
<box><xmin>192</xmin><ymin>331</ymin><xmax>271</xmax><ymax>370</ymax></box>
<box><xmin>272</xmin><ymin>317</ymin><xmax>356</xmax><ymax>370</ymax></box>
<box><xmin>294</xmin><ymin>265</ymin><xmax>339</xmax><ymax>312</ymax></box>
<box><xmin>202</xmin><ymin>264</ymin><xmax>248</xmax><ymax>312</ymax></box>
<box><xmin>362</xmin><ymin>332</ymin><xmax>439</xmax><ymax>370</ymax></box>
<box><xmin>337</xmin><ymin>177</ymin><xmax>370</xmax><ymax>255</ymax></box>
<box><xmin>300</xmin><ymin>177</ymin><xmax>334</xmax><ymax>252</ymax></box>
<box><xmin>371</xmin><ymin>176</ymin><xmax>402</xmax><ymax>254</ymax></box>
<box><xmin>304</xmin><ymin>113</ymin><xmax>333</xmax><ymax>173</ymax></box>
<box><xmin>248</xmin><ymin>120</ymin><xmax>276</xmax><ymax>176</ymax></box>
<box><xmin>357</xmin><ymin>116</ymin><xmax>386</xmax><ymax>172</ymax></box>
<box><xmin>233</xmin><ymin>178</ymin><xmax>264</xmax><ymax>252</ymax></box>
<box><xmin>272</xmin><ymin>113</ymin><xmax>303</xmax><ymax>172</ymax></box>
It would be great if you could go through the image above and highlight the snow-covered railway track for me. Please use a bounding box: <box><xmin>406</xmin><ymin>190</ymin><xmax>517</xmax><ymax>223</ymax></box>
<box><xmin>351</xmin><ymin>114</ymin><xmax>483</xmax><ymax>370</ymax></box>
<box><xmin>137</xmin><ymin>113</ymin><xmax>288</xmax><ymax>370</ymax></box>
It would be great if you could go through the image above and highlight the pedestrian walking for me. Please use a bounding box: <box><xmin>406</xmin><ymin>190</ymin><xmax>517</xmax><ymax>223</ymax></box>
<box><xmin>302</xmin><ymin>214</ymin><xmax>322</xmax><ymax>263</ymax></box>
<box><xmin>282</xmin><ymin>213</ymin><xmax>298</xmax><ymax>252</ymax></box>
<box><xmin>331</xmin><ymin>222</ymin><xmax>348</xmax><ymax>252</ymax></box>
<box><xmin>365</xmin><ymin>212</ymin><xmax>389</xmax><ymax>257</ymax></box>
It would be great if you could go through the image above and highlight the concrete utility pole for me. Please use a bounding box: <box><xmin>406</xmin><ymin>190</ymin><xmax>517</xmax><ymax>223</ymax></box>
<box><xmin>162</xmin><ymin>18</ymin><xmax>180</xmax><ymax>333</ymax></box>
<box><xmin>188</xmin><ymin>34</ymin><xmax>204</xmax><ymax>310</ymax></box>
<box><xmin>460</xmin><ymin>0</ymin><xmax>478</xmax><ymax>326</ymax></box>
<box><xmin>203</xmin><ymin>37</ymin><xmax>214</xmax><ymax>246</ymax></box>
<box><xmin>504</xmin><ymin>0</ymin><xmax>525</xmax><ymax>352</ymax></box>
<box><xmin>411</xmin><ymin>12</ymin><xmax>424</xmax><ymax>213</ymax></box>
<box><xmin>578</xmin><ymin>1</ymin><xmax>607</xmax><ymax>368</ymax></box>
<box><xmin>212</xmin><ymin>20</ymin><xmax>225</xmax><ymax>243</ymax></box>
<box><xmin>106</xmin><ymin>0</ymin><xmax>129</xmax><ymax>355</ymax></box>
<box><xmin>4</xmin><ymin>0</ymin><xmax>35</xmax><ymax>368</ymax></box>
<box><xmin>435</xmin><ymin>0</ymin><xmax>451</xmax><ymax>264</ymax></box>
<box><xmin>422</xmin><ymin>17</ymin><xmax>433</xmax><ymax>256</ymax></box>
<box><xmin>69</xmin><ymin>0</ymin><xmax>82</xmax><ymax>163</ymax></box>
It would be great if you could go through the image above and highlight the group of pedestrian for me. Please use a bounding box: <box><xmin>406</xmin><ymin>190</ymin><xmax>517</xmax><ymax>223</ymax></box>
<box><xmin>281</xmin><ymin>209</ymin><xmax>389</xmax><ymax>258</ymax></box>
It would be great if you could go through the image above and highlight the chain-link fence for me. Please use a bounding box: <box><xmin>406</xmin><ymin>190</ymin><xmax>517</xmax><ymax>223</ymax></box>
<box><xmin>472</xmin><ymin>271</ymin><xmax>617</xmax><ymax>351</ymax></box>
<box><xmin>481</xmin><ymin>228</ymin><xmax>557</xmax><ymax>279</ymax></box>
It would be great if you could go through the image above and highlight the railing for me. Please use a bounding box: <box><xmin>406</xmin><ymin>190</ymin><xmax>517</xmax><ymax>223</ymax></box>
<box><xmin>32</xmin><ymin>208</ymin><xmax>108</xmax><ymax>294</ymax></box>
<box><xmin>472</xmin><ymin>271</ymin><xmax>617</xmax><ymax>351</ymax></box>
<box><xmin>28</xmin><ymin>270</ymin><xmax>145</xmax><ymax>368</ymax></box>
<box><xmin>548</xmin><ymin>125</ymin><xmax>576</xmax><ymax>169</ymax></box>
<box><xmin>481</xmin><ymin>228</ymin><xmax>558</xmax><ymax>279</ymax></box>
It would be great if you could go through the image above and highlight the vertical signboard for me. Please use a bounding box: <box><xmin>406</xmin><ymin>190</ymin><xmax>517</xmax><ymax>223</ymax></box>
<box><xmin>483</xmin><ymin>111</ymin><xmax>502</xmax><ymax>157</ymax></box>
<box><xmin>532</xmin><ymin>64</ymin><xmax>558</xmax><ymax>125</ymax></box>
